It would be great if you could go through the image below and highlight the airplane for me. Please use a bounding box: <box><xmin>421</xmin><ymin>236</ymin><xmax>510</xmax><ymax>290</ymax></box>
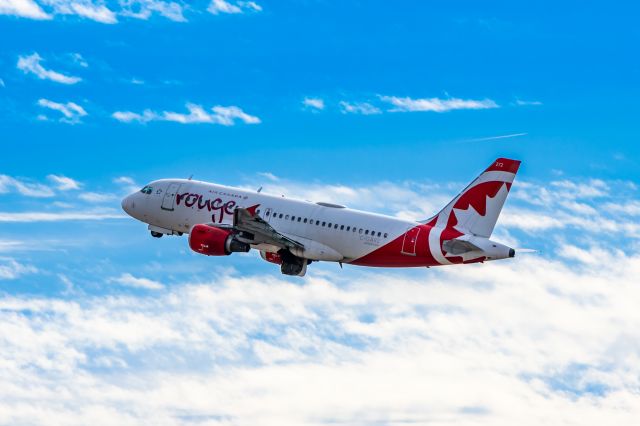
<box><xmin>121</xmin><ymin>157</ymin><xmax>520</xmax><ymax>276</ymax></box>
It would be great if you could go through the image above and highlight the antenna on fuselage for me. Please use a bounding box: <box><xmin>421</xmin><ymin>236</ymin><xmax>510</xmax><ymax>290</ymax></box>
<box><xmin>257</xmin><ymin>186</ymin><xmax>262</xmax><ymax>193</ymax></box>
<box><xmin>188</xmin><ymin>175</ymin><xmax>193</xmax><ymax>180</ymax></box>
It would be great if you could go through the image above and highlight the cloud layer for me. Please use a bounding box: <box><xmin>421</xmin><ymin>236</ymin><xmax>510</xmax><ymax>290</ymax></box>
<box><xmin>0</xmin><ymin>0</ymin><xmax>262</xmax><ymax>23</ymax></box>
<box><xmin>1</xmin><ymin>247</ymin><xmax>640</xmax><ymax>424</ymax></box>
<box><xmin>112</xmin><ymin>103</ymin><xmax>261</xmax><ymax>126</ymax></box>
<box><xmin>305</xmin><ymin>95</ymin><xmax>500</xmax><ymax>115</ymax></box>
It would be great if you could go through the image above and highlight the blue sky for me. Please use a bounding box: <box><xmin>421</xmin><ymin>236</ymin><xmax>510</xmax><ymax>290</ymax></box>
<box><xmin>1</xmin><ymin>1</ymin><xmax>640</xmax><ymax>424</ymax></box>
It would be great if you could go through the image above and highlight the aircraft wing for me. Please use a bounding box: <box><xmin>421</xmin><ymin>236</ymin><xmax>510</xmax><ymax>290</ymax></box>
<box><xmin>231</xmin><ymin>206</ymin><xmax>304</xmax><ymax>251</ymax></box>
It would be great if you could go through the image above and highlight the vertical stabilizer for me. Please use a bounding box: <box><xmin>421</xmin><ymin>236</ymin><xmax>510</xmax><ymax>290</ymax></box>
<box><xmin>423</xmin><ymin>158</ymin><xmax>521</xmax><ymax>238</ymax></box>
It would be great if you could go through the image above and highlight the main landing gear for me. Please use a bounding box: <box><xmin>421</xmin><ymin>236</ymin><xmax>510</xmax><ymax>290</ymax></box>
<box><xmin>150</xmin><ymin>231</ymin><xmax>163</xmax><ymax>238</ymax></box>
<box><xmin>278</xmin><ymin>249</ymin><xmax>310</xmax><ymax>277</ymax></box>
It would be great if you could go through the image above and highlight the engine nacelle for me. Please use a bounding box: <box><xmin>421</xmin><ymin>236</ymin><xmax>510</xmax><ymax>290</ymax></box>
<box><xmin>189</xmin><ymin>224</ymin><xmax>250</xmax><ymax>256</ymax></box>
<box><xmin>260</xmin><ymin>250</ymin><xmax>283</xmax><ymax>265</ymax></box>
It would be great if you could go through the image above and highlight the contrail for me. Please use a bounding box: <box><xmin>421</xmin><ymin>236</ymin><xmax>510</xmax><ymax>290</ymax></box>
<box><xmin>465</xmin><ymin>132</ymin><xmax>527</xmax><ymax>142</ymax></box>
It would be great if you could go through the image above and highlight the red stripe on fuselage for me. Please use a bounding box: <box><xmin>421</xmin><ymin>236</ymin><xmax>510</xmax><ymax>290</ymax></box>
<box><xmin>349</xmin><ymin>224</ymin><xmax>485</xmax><ymax>267</ymax></box>
<box><xmin>350</xmin><ymin>224</ymin><xmax>441</xmax><ymax>267</ymax></box>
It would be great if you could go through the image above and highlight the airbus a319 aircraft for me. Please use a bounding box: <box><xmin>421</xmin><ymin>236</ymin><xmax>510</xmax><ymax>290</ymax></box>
<box><xmin>122</xmin><ymin>158</ymin><xmax>520</xmax><ymax>276</ymax></box>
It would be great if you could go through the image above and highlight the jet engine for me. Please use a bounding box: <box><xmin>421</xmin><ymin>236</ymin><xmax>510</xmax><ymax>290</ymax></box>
<box><xmin>189</xmin><ymin>224</ymin><xmax>250</xmax><ymax>256</ymax></box>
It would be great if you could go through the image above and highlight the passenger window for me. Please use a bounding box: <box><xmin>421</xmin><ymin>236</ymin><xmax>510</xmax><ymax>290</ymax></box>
<box><xmin>279</xmin><ymin>214</ymin><xmax>283</xmax><ymax>219</ymax></box>
<box><xmin>297</xmin><ymin>217</ymin><xmax>302</xmax><ymax>222</ymax></box>
<box><xmin>377</xmin><ymin>232</ymin><xmax>381</xmax><ymax>237</ymax></box>
<box><xmin>359</xmin><ymin>228</ymin><xmax>363</xmax><ymax>234</ymax></box>
<box><xmin>303</xmin><ymin>218</ymin><xmax>307</xmax><ymax>223</ymax></box>
<box><xmin>285</xmin><ymin>215</ymin><xmax>290</xmax><ymax>220</ymax></box>
<box><xmin>256</xmin><ymin>209</ymin><xmax>261</xmax><ymax>214</ymax></box>
<box><xmin>334</xmin><ymin>224</ymin><xmax>338</xmax><ymax>229</ymax></box>
<box><xmin>322</xmin><ymin>222</ymin><xmax>326</xmax><ymax>227</ymax></box>
<box><xmin>266</xmin><ymin>211</ymin><xmax>270</xmax><ymax>216</ymax></box>
<box><xmin>365</xmin><ymin>230</ymin><xmax>369</xmax><ymax>235</ymax></box>
<box><xmin>340</xmin><ymin>225</ymin><xmax>344</xmax><ymax>230</ymax></box>
<box><xmin>353</xmin><ymin>227</ymin><xmax>356</xmax><ymax>232</ymax></box>
<box><xmin>384</xmin><ymin>233</ymin><xmax>388</xmax><ymax>238</ymax></box>
<box><xmin>346</xmin><ymin>226</ymin><xmax>350</xmax><ymax>231</ymax></box>
<box><xmin>316</xmin><ymin>220</ymin><xmax>320</xmax><ymax>225</ymax></box>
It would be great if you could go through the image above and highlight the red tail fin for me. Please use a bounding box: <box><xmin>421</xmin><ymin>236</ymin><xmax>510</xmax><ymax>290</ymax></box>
<box><xmin>424</xmin><ymin>158</ymin><xmax>521</xmax><ymax>237</ymax></box>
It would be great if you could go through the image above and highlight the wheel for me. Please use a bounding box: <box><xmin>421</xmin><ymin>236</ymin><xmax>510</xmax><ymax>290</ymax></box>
<box><xmin>150</xmin><ymin>231</ymin><xmax>163</xmax><ymax>238</ymax></box>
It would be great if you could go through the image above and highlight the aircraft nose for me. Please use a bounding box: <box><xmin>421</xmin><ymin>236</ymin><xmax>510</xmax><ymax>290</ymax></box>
<box><xmin>121</xmin><ymin>194</ymin><xmax>134</xmax><ymax>216</ymax></box>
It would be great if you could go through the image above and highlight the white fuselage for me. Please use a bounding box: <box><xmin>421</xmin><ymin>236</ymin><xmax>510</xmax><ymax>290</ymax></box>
<box><xmin>122</xmin><ymin>179</ymin><xmax>418</xmax><ymax>263</ymax></box>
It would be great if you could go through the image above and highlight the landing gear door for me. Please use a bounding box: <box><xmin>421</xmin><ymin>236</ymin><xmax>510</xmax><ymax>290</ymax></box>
<box><xmin>161</xmin><ymin>182</ymin><xmax>181</xmax><ymax>211</ymax></box>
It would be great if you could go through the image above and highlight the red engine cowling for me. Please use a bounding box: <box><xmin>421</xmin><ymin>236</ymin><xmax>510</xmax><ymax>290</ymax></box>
<box><xmin>189</xmin><ymin>224</ymin><xmax>233</xmax><ymax>256</ymax></box>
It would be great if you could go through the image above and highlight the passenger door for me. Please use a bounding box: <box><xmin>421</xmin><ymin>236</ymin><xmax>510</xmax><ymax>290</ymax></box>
<box><xmin>161</xmin><ymin>182</ymin><xmax>181</xmax><ymax>211</ymax></box>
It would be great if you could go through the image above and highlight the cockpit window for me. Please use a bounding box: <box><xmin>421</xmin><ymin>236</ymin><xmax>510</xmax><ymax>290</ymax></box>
<box><xmin>140</xmin><ymin>185</ymin><xmax>153</xmax><ymax>194</ymax></box>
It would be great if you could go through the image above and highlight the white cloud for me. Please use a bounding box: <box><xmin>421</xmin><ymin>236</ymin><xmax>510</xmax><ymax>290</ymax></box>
<box><xmin>339</xmin><ymin>100</ymin><xmax>382</xmax><ymax>115</ymax></box>
<box><xmin>2</xmin><ymin>246</ymin><xmax>640</xmax><ymax>423</ymax></box>
<box><xmin>0</xmin><ymin>258</ymin><xmax>37</xmax><ymax>279</ymax></box>
<box><xmin>258</xmin><ymin>172</ymin><xmax>279</xmax><ymax>182</ymax></box>
<box><xmin>2</xmin><ymin>0</ymin><xmax>261</xmax><ymax>22</ymax></box>
<box><xmin>79</xmin><ymin>192</ymin><xmax>118</xmax><ymax>203</ymax></box>
<box><xmin>380</xmin><ymin>95</ymin><xmax>499</xmax><ymax>112</ymax></box>
<box><xmin>302</xmin><ymin>97</ymin><xmax>325</xmax><ymax>110</ymax></box>
<box><xmin>112</xmin><ymin>103</ymin><xmax>260</xmax><ymax>126</ymax></box>
<box><xmin>208</xmin><ymin>0</ymin><xmax>261</xmax><ymax>15</ymax></box>
<box><xmin>110</xmin><ymin>272</ymin><xmax>164</xmax><ymax>290</ymax></box>
<box><xmin>39</xmin><ymin>0</ymin><xmax>117</xmax><ymax>23</ymax></box>
<box><xmin>47</xmin><ymin>174</ymin><xmax>81</xmax><ymax>191</ymax></box>
<box><xmin>17</xmin><ymin>53</ymin><xmax>81</xmax><ymax>84</ymax></box>
<box><xmin>0</xmin><ymin>175</ymin><xmax>55</xmax><ymax>197</ymax></box>
<box><xmin>113</xmin><ymin>176</ymin><xmax>136</xmax><ymax>186</ymax></box>
<box><xmin>37</xmin><ymin>98</ymin><xmax>87</xmax><ymax>124</ymax></box>
<box><xmin>0</xmin><ymin>0</ymin><xmax>51</xmax><ymax>19</ymax></box>
<box><xmin>118</xmin><ymin>0</ymin><xmax>186</xmax><ymax>22</ymax></box>
<box><xmin>0</xmin><ymin>209</ymin><xmax>124</xmax><ymax>222</ymax></box>
<box><xmin>70</xmin><ymin>52</ymin><xmax>88</xmax><ymax>67</ymax></box>
<box><xmin>111</xmin><ymin>110</ymin><xmax>154</xmax><ymax>123</ymax></box>
<box><xmin>0</xmin><ymin>240</ymin><xmax>26</xmax><ymax>252</ymax></box>
<box><xmin>0</xmin><ymin>78</ymin><xmax>5</xmax><ymax>87</ymax></box>
<box><xmin>516</xmin><ymin>99</ymin><xmax>543</xmax><ymax>106</ymax></box>
<box><xmin>604</xmin><ymin>201</ymin><xmax>640</xmax><ymax>216</ymax></box>
<box><xmin>113</xmin><ymin>176</ymin><xmax>139</xmax><ymax>194</ymax></box>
